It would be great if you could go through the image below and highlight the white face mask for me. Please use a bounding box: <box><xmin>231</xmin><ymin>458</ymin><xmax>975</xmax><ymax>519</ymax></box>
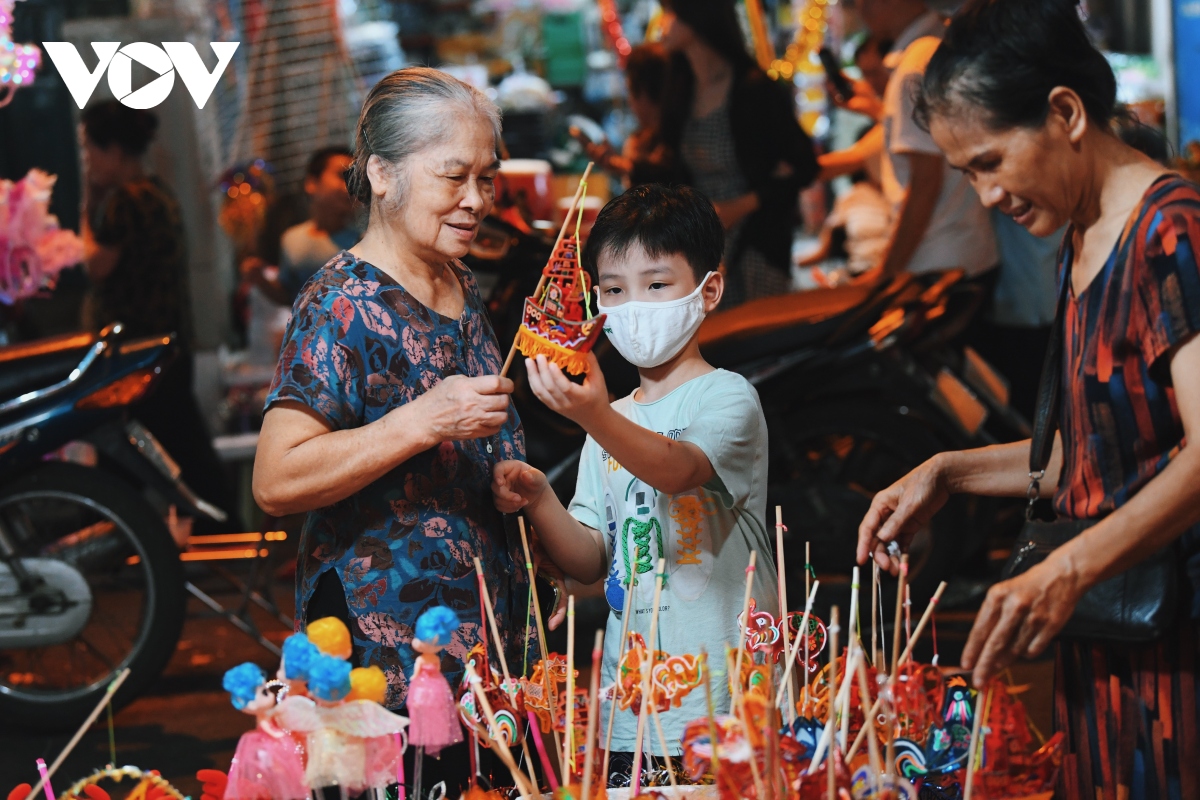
<box><xmin>596</xmin><ymin>272</ymin><xmax>716</xmax><ymax>368</ymax></box>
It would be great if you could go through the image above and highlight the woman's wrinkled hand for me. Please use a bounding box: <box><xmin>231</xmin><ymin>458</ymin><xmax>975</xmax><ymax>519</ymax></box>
<box><xmin>857</xmin><ymin>454</ymin><xmax>952</xmax><ymax>574</ymax></box>
<box><xmin>491</xmin><ymin>460</ymin><xmax>549</xmax><ymax>514</ymax></box>
<box><xmin>416</xmin><ymin>374</ymin><xmax>513</xmax><ymax>443</ymax></box>
<box><xmin>961</xmin><ymin>553</ymin><xmax>1084</xmax><ymax>687</ymax></box>
<box><xmin>526</xmin><ymin>353</ymin><xmax>609</xmax><ymax>425</ymax></box>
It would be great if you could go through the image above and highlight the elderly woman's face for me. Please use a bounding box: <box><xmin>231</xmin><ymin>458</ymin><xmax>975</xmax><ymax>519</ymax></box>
<box><xmin>385</xmin><ymin>116</ymin><xmax>499</xmax><ymax>261</ymax></box>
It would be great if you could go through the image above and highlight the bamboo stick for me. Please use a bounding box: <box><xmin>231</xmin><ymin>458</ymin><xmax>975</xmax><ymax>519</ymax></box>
<box><xmin>466</xmin><ymin>665</ymin><xmax>536</xmax><ymax>798</ymax></box>
<box><xmin>826</xmin><ymin>607</ymin><xmax>840</xmax><ymax>800</ymax></box>
<box><xmin>701</xmin><ymin>648</ymin><xmax>720</xmax><ymax>785</ymax></box>
<box><xmin>582</xmin><ymin>630</ymin><xmax>604</xmax><ymax>800</ymax></box>
<box><xmin>474</xmin><ymin>557</ymin><xmax>539</xmax><ymax>793</ymax></box>
<box><xmin>518</xmin><ymin>518</ymin><xmax>563</xmax><ymax>762</ymax></box>
<box><xmin>870</xmin><ymin>562</ymin><xmax>879</xmax><ymax>667</ymax></box>
<box><xmin>601</xmin><ymin>566</ymin><xmax>637</xmax><ymax>790</ymax></box>
<box><xmin>650</xmin><ymin>704</ymin><xmax>681</xmax><ymax>796</ymax></box>
<box><xmin>775</xmin><ymin>580</ymin><xmax>820</xmax><ymax>708</ymax></box>
<box><xmin>564</xmin><ymin>594</ymin><xmax>576</xmax><ymax>785</ymax></box>
<box><xmin>841</xmin><ymin>567</ymin><xmax>860</xmax><ymax>747</ymax></box>
<box><xmin>853</xmin><ymin>649</ymin><xmax>884</xmax><ymax>793</ymax></box>
<box><xmin>963</xmin><ymin>687</ymin><xmax>989</xmax><ymax>800</ymax></box>
<box><xmin>845</xmin><ymin>580</ymin><xmax>948</xmax><ymax>761</ymax></box>
<box><xmin>630</xmin><ymin>558</ymin><xmax>667</xmax><ymax>797</ymax></box>
<box><xmin>23</xmin><ymin>669</ymin><xmax>131</xmax><ymax>800</ymax></box>
<box><xmin>500</xmin><ymin>162</ymin><xmax>595</xmax><ymax>377</ymax></box>
<box><xmin>731</xmin><ymin>550</ymin><xmax>758</xmax><ymax>710</ymax></box>
<box><xmin>884</xmin><ymin>555</ymin><xmax>908</xmax><ymax>781</ymax></box>
<box><xmin>775</xmin><ymin>506</ymin><xmax>795</xmax><ymax>723</ymax></box>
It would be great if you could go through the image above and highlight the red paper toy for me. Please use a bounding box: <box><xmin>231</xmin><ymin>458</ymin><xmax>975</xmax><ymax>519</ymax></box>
<box><xmin>513</xmin><ymin>234</ymin><xmax>606</xmax><ymax>376</ymax></box>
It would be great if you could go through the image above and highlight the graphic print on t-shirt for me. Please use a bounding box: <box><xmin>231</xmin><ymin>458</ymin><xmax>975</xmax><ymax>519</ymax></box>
<box><xmin>667</xmin><ymin>492</ymin><xmax>717</xmax><ymax>601</ymax></box>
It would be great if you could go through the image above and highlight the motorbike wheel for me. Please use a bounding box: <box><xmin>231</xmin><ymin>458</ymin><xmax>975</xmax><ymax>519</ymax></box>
<box><xmin>0</xmin><ymin>462</ymin><xmax>185</xmax><ymax>731</ymax></box>
<box><xmin>767</xmin><ymin>402</ymin><xmax>977</xmax><ymax>611</ymax></box>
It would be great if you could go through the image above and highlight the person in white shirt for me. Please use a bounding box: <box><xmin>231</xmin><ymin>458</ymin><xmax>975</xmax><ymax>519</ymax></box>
<box><xmin>821</xmin><ymin>0</ymin><xmax>999</xmax><ymax>287</ymax></box>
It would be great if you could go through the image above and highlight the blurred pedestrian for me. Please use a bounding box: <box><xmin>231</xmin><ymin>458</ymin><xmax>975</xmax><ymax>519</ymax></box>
<box><xmin>823</xmin><ymin>0</ymin><xmax>999</xmax><ymax>300</ymax></box>
<box><xmin>241</xmin><ymin>146</ymin><xmax>359</xmax><ymax>307</ymax></box>
<box><xmin>659</xmin><ymin>0</ymin><xmax>819</xmax><ymax>307</ymax></box>
<box><xmin>79</xmin><ymin>100</ymin><xmax>240</xmax><ymax>532</ymax></box>
<box><xmin>576</xmin><ymin>43</ymin><xmax>676</xmax><ymax>187</ymax></box>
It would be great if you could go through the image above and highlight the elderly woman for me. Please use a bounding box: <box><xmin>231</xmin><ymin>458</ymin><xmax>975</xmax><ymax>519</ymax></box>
<box><xmin>253</xmin><ymin>68</ymin><xmax>527</xmax><ymax>787</ymax></box>
<box><xmin>856</xmin><ymin>0</ymin><xmax>1200</xmax><ymax>796</ymax></box>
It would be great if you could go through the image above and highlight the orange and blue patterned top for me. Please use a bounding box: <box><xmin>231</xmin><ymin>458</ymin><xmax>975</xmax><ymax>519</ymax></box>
<box><xmin>1055</xmin><ymin>174</ymin><xmax>1200</xmax><ymax>523</ymax></box>
<box><xmin>265</xmin><ymin>252</ymin><xmax>529</xmax><ymax>709</ymax></box>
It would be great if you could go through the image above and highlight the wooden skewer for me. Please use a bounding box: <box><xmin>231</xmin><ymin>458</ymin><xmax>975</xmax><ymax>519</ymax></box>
<box><xmin>582</xmin><ymin>629</ymin><xmax>605</xmax><ymax>800</ymax></box>
<box><xmin>474</xmin><ymin>556</ymin><xmax>540</xmax><ymax>793</ymax></box>
<box><xmin>24</xmin><ymin>668</ymin><xmax>131</xmax><ymax>800</ymax></box>
<box><xmin>845</xmin><ymin>580</ymin><xmax>947</xmax><ymax>761</ymax></box>
<box><xmin>500</xmin><ymin>161</ymin><xmax>595</xmax><ymax>378</ymax></box>
<box><xmin>650</xmin><ymin>704</ymin><xmax>681</xmax><ymax>796</ymax></box>
<box><xmin>518</xmin><ymin>518</ymin><xmax>563</xmax><ymax>763</ymax></box>
<box><xmin>825</xmin><ymin>606</ymin><xmax>840</xmax><ymax>800</ymax></box>
<box><xmin>466</xmin><ymin>665</ymin><xmax>536</xmax><ymax>798</ymax></box>
<box><xmin>884</xmin><ymin>555</ymin><xmax>908</xmax><ymax>781</ymax></box>
<box><xmin>701</xmin><ymin>648</ymin><xmax>720</xmax><ymax>784</ymax></box>
<box><xmin>804</xmin><ymin>540</ymin><xmax>811</xmax><ymax>715</ymax></box>
<box><xmin>841</xmin><ymin>566</ymin><xmax>860</xmax><ymax>747</ymax></box>
<box><xmin>775</xmin><ymin>506</ymin><xmax>795</xmax><ymax>723</ymax></box>
<box><xmin>809</xmin><ymin>632</ymin><xmax>858</xmax><ymax>774</ymax></box>
<box><xmin>775</xmin><ymin>580</ymin><xmax>819</xmax><ymax>708</ymax></box>
<box><xmin>564</xmin><ymin>594</ymin><xmax>576</xmax><ymax>785</ymax></box>
<box><xmin>630</xmin><ymin>558</ymin><xmax>667</xmax><ymax>797</ymax></box>
<box><xmin>871</xmin><ymin>562</ymin><xmax>879</xmax><ymax>667</ymax></box>
<box><xmin>853</xmin><ymin>647</ymin><xmax>884</xmax><ymax>792</ymax></box>
<box><xmin>963</xmin><ymin>686</ymin><xmax>989</xmax><ymax>800</ymax></box>
<box><xmin>601</xmin><ymin>564</ymin><xmax>638</xmax><ymax>789</ymax></box>
<box><xmin>731</xmin><ymin>550</ymin><xmax>758</xmax><ymax>709</ymax></box>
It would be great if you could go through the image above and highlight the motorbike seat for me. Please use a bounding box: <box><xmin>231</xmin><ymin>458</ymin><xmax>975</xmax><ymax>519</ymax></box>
<box><xmin>0</xmin><ymin>332</ymin><xmax>98</xmax><ymax>402</ymax></box>
<box><xmin>699</xmin><ymin>284</ymin><xmax>878</xmax><ymax>367</ymax></box>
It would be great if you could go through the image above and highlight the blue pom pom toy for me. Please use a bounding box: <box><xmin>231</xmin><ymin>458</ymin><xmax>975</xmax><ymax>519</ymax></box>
<box><xmin>282</xmin><ymin>633</ymin><xmax>320</xmax><ymax>680</ymax></box>
<box><xmin>306</xmin><ymin>653</ymin><xmax>353</xmax><ymax>702</ymax></box>
<box><xmin>415</xmin><ymin>606</ymin><xmax>460</xmax><ymax>647</ymax></box>
<box><xmin>223</xmin><ymin>662</ymin><xmax>266</xmax><ymax>710</ymax></box>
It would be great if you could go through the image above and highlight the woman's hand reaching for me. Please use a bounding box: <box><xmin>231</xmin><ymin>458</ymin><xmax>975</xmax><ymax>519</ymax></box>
<box><xmin>961</xmin><ymin>552</ymin><xmax>1084</xmax><ymax>687</ymax></box>
<box><xmin>857</xmin><ymin>453</ymin><xmax>953</xmax><ymax>574</ymax></box>
<box><xmin>416</xmin><ymin>374</ymin><xmax>514</xmax><ymax>443</ymax></box>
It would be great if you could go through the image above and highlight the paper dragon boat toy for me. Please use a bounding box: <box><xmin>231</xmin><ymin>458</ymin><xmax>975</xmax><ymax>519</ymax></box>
<box><xmin>513</xmin><ymin>233</ymin><xmax>606</xmax><ymax>376</ymax></box>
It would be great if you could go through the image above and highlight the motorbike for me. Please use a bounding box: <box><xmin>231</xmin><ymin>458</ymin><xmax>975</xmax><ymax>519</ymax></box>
<box><xmin>0</xmin><ymin>322</ymin><xmax>226</xmax><ymax>731</ymax></box>
<box><xmin>467</xmin><ymin>214</ymin><xmax>1029</xmax><ymax>619</ymax></box>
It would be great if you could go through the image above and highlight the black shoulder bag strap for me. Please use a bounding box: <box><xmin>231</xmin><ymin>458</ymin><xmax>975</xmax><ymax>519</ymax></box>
<box><xmin>1025</xmin><ymin>267</ymin><xmax>1072</xmax><ymax>519</ymax></box>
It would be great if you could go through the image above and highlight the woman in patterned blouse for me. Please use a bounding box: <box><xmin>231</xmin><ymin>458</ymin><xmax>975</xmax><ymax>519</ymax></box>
<box><xmin>855</xmin><ymin>0</ymin><xmax>1200</xmax><ymax>796</ymax></box>
<box><xmin>253</xmin><ymin>68</ymin><xmax>530</xmax><ymax>792</ymax></box>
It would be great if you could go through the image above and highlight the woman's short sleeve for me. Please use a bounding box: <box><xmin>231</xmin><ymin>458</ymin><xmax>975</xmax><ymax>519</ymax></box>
<box><xmin>1137</xmin><ymin>194</ymin><xmax>1200</xmax><ymax>380</ymax></box>
<box><xmin>264</xmin><ymin>291</ymin><xmax>365</xmax><ymax>430</ymax></box>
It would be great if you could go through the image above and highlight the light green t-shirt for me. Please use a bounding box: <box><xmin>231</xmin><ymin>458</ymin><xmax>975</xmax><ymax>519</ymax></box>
<box><xmin>567</xmin><ymin>368</ymin><xmax>778</xmax><ymax>754</ymax></box>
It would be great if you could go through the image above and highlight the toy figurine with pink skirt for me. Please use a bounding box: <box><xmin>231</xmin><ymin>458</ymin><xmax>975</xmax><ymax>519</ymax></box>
<box><xmin>408</xmin><ymin>606</ymin><xmax>465</xmax><ymax>799</ymax></box>
<box><xmin>221</xmin><ymin>662</ymin><xmax>309</xmax><ymax>800</ymax></box>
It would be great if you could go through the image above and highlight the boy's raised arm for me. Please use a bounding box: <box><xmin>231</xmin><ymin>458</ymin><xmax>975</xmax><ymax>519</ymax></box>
<box><xmin>525</xmin><ymin>353</ymin><xmax>716</xmax><ymax>496</ymax></box>
<box><xmin>491</xmin><ymin>460</ymin><xmax>609</xmax><ymax>584</ymax></box>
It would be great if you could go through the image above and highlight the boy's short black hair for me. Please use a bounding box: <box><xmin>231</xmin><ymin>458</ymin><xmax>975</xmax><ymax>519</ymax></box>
<box><xmin>306</xmin><ymin>146</ymin><xmax>353</xmax><ymax>181</ymax></box>
<box><xmin>582</xmin><ymin>184</ymin><xmax>724</xmax><ymax>284</ymax></box>
<box><xmin>81</xmin><ymin>100</ymin><xmax>158</xmax><ymax>157</ymax></box>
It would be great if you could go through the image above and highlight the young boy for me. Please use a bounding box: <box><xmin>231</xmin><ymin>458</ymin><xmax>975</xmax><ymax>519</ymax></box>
<box><xmin>492</xmin><ymin>184</ymin><xmax>777</xmax><ymax>777</ymax></box>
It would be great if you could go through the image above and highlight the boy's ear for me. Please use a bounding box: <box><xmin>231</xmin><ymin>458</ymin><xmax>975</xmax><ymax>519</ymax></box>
<box><xmin>702</xmin><ymin>270</ymin><xmax>724</xmax><ymax>313</ymax></box>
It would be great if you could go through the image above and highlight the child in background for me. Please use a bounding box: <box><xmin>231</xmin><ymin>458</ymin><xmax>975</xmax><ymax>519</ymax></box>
<box><xmin>573</xmin><ymin>44</ymin><xmax>676</xmax><ymax>187</ymax></box>
<box><xmin>491</xmin><ymin>184</ymin><xmax>776</xmax><ymax>783</ymax></box>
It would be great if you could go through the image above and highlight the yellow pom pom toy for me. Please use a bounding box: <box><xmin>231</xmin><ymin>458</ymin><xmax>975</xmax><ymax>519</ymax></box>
<box><xmin>347</xmin><ymin>665</ymin><xmax>388</xmax><ymax>704</ymax></box>
<box><xmin>306</xmin><ymin>617</ymin><xmax>352</xmax><ymax>660</ymax></box>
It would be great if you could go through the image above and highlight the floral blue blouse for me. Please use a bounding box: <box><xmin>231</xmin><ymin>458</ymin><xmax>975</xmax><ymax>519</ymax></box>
<box><xmin>265</xmin><ymin>251</ymin><xmax>529</xmax><ymax>709</ymax></box>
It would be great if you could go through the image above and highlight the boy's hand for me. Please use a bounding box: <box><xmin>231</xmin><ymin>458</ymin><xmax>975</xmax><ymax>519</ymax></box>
<box><xmin>526</xmin><ymin>353</ymin><xmax>609</xmax><ymax>425</ymax></box>
<box><xmin>492</xmin><ymin>460</ymin><xmax>550</xmax><ymax>513</ymax></box>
